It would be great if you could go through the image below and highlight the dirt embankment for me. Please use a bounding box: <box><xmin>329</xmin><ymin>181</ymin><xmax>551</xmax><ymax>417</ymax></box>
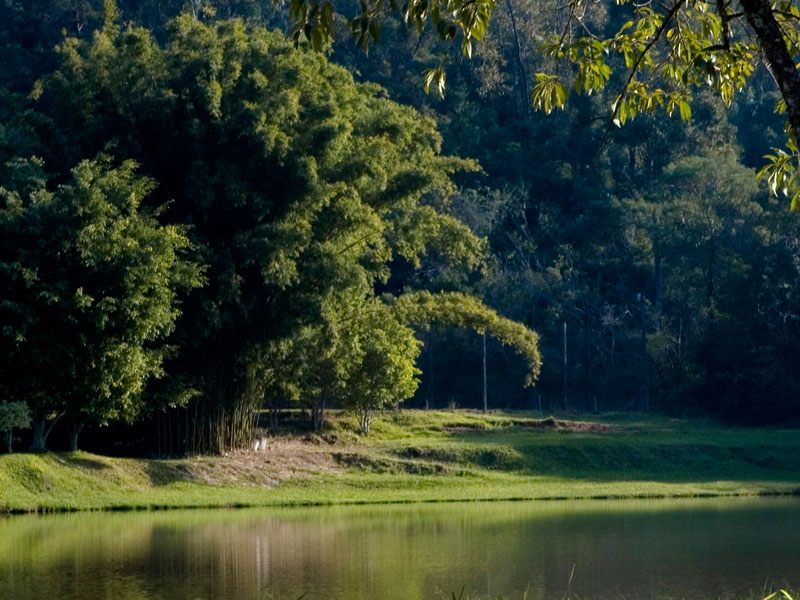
<box><xmin>146</xmin><ymin>439</ymin><xmax>342</xmax><ymax>488</ymax></box>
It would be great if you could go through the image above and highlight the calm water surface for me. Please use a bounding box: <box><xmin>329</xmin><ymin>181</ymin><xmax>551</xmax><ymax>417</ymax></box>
<box><xmin>1</xmin><ymin>497</ymin><xmax>799</xmax><ymax>599</ymax></box>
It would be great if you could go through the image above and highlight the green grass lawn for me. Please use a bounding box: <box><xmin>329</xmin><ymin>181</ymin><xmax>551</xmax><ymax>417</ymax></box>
<box><xmin>2</xmin><ymin>410</ymin><xmax>799</xmax><ymax>513</ymax></box>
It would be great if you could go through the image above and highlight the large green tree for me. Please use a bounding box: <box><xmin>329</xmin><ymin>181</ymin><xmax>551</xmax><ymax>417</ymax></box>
<box><xmin>0</xmin><ymin>157</ymin><xmax>201</xmax><ymax>450</ymax></box>
<box><xmin>14</xmin><ymin>9</ymin><xmax>541</xmax><ymax>451</ymax></box>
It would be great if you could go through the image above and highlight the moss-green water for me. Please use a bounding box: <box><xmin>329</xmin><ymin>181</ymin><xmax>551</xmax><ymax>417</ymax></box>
<box><xmin>2</xmin><ymin>498</ymin><xmax>799</xmax><ymax>599</ymax></box>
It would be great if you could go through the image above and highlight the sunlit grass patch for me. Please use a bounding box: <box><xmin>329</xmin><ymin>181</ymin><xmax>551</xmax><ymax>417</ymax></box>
<box><xmin>2</xmin><ymin>411</ymin><xmax>800</xmax><ymax>512</ymax></box>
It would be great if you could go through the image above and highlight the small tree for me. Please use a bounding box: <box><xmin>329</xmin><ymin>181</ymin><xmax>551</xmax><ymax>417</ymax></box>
<box><xmin>0</xmin><ymin>402</ymin><xmax>30</xmax><ymax>453</ymax></box>
<box><xmin>338</xmin><ymin>303</ymin><xmax>420</xmax><ymax>435</ymax></box>
<box><xmin>336</xmin><ymin>291</ymin><xmax>542</xmax><ymax>435</ymax></box>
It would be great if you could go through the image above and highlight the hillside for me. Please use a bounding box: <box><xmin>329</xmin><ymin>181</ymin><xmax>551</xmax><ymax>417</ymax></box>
<box><xmin>2</xmin><ymin>411</ymin><xmax>799</xmax><ymax>513</ymax></box>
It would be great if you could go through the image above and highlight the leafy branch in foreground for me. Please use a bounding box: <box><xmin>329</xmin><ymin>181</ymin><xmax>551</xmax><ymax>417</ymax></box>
<box><xmin>281</xmin><ymin>0</ymin><xmax>494</xmax><ymax>95</ymax></box>
<box><xmin>765</xmin><ymin>590</ymin><xmax>796</xmax><ymax>600</ymax></box>
<box><xmin>283</xmin><ymin>0</ymin><xmax>495</xmax><ymax>57</ymax></box>
<box><xmin>516</xmin><ymin>0</ymin><xmax>800</xmax><ymax>208</ymax></box>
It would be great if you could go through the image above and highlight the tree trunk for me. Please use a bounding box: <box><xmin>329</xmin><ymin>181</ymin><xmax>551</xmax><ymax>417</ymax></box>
<box><xmin>5</xmin><ymin>430</ymin><xmax>12</xmax><ymax>453</ymax></box>
<box><xmin>562</xmin><ymin>321</ymin><xmax>568</xmax><ymax>410</ymax></box>
<box><xmin>482</xmin><ymin>331</ymin><xmax>488</xmax><ymax>412</ymax></box>
<box><xmin>312</xmin><ymin>399</ymin><xmax>325</xmax><ymax>431</ymax></box>
<box><xmin>609</xmin><ymin>328</ymin><xmax>616</xmax><ymax>383</ymax></box>
<box><xmin>741</xmin><ymin>0</ymin><xmax>800</xmax><ymax>140</ymax></box>
<box><xmin>584</xmin><ymin>308</ymin><xmax>592</xmax><ymax>412</ymax></box>
<box><xmin>654</xmin><ymin>253</ymin><xmax>663</xmax><ymax>331</ymax></box>
<box><xmin>505</xmin><ymin>0</ymin><xmax>530</xmax><ymax>123</ymax></box>
<box><xmin>360</xmin><ymin>406</ymin><xmax>371</xmax><ymax>435</ymax></box>
<box><xmin>68</xmin><ymin>417</ymin><xmax>85</xmax><ymax>452</ymax></box>
<box><xmin>30</xmin><ymin>415</ymin><xmax>58</xmax><ymax>451</ymax></box>
<box><xmin>639</xmin><ymin>293</ymin><xmax>650</xmax><ymax>412</ymax></box>
<box><xmin>269</xmin><ymin>400</ymin><xmax>279</xmax><ymax>434</ymax></box>
<box><xmin>706</xmin><ymin>235</ymin><xmax>716</xmax><ymax>385</ymax></box>
<box><xmin>68</xmin><ymin>430</ymin><xmax>79</xmax><ymax>452</ymax></box>
<box><xmin>426</xmin><ymin>331</ymin><xmax>434</xmax><ymax>410</ymax></box>
<box><xmin>31</xmin><ymin>418</ymin><xmax>46</xmax><ymax>451</ymax></box>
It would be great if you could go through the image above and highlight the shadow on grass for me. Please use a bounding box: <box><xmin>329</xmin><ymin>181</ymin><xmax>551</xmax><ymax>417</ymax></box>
<box><xmin>60</xmin><ymin>454</ymin><xmax>110</xmax><ymax>471</ymax></box>
<box><xmin>144</xmin><ymin>460</ymin><xmax>197</xmax><ymax>487</ymax></box>
<box><xmin>391</xmin><ymin>428</ymin><xmax>800</xmax><ymax>484</ymax></box>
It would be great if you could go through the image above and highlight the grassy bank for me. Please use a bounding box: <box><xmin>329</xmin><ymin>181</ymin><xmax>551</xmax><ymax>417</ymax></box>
<box><xmin>2</xmin><ymin>411</ymin><xmax>800</xmax><ymax>513</ymax></box>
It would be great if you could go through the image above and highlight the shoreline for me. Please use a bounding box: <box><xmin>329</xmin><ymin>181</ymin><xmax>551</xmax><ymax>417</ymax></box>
<box><xmin>4</xmin><ymin>487</ymin><xmax>800</xmax><ymax>517</ymax></box>
<box><xmin>3</xmin><ymin>411</ymin><xmax>800</xmax><ymax>515</ymax></box>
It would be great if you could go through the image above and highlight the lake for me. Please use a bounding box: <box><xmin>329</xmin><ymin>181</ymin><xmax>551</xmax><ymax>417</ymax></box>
<box><xmin>1</xmin><ymin>497</ymin><xmax>798</xmax><ymax>599</ymax></box>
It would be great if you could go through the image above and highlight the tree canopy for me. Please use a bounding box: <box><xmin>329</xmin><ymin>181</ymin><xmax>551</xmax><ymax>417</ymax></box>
<box><xmin>282</xmin><ymin>0</ymin><xmax>800</xmax><ymax>209</ymax></box>
<box><xmin>1</xmin><ymin>7</ymin><xmax>542</xmax><ymax>450</ymax></box>
<box><xmin>0</xmin><ymin>157</ymin><xmax>202</xmax><ymax>449</ymax></box>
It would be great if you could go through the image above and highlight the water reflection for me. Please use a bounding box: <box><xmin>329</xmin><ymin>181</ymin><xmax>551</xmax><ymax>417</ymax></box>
<box><xmin>1</xmin><ymin>497</ymin><xmax>798</xmax><ymax>600</ymax></box>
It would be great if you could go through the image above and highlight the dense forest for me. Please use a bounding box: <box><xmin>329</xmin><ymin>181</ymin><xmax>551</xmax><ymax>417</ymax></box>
<box><xmin>1</xmin><ymin>0</ymin><xmax>799</xmax><ymax>456</ymax></box>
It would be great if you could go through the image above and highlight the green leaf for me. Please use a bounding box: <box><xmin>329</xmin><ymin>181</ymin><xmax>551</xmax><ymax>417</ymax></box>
<box><xmin>616</xmin><ymin>99</ymin><xmax>628</xmax><ymax>126</ymax></box>
<box><xmin>678</xmin><ymin>100</ymin><xmax>691</xmax><ymax>121</ymax></box>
